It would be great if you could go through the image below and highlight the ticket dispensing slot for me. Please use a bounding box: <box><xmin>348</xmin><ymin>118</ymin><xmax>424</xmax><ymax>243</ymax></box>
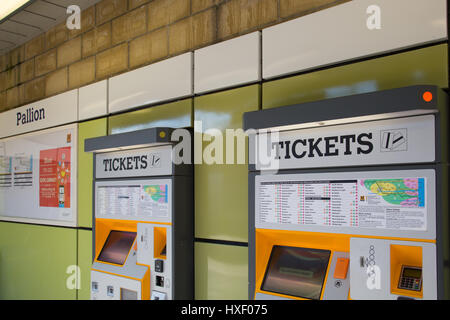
<box><xmin>244</xmin><ymin>85</ymin><xmax>449</xmax><ymax>300</ymax></box>
<box><xmin>85</xmin><ymin>127</ymin><xmax>193</xmax><ymax>300</ymax></box>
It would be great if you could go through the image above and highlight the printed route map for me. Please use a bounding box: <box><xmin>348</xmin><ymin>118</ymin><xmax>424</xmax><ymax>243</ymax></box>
<box><xmin>362</xmin><ymin>178</ymin><xmax>424</xmax><ymax>207</ymax></box>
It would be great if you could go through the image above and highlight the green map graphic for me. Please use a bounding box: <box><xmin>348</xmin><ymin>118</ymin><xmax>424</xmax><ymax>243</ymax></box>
<box><xmin>143</xmin><ymin>185</ymin><xmax>168</xmax><ymax>203</ymax></box>
<box><xmin>362</xmin><ymin>178</ymin><xmax>424</xmax><ymax>207</ymax></box>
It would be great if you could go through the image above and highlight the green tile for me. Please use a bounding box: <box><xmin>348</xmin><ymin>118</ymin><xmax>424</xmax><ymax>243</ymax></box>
<box><xmin>108</xmin><ymin>99</ymin><xmax>193</xmax><ymax>135</ymax></box>
<box><xmin>194</xmin><ymin>85</ymin><xmax>260</xmax><ymax>242</ymax></box>
<box><xmin>78</xmin><ymin>118</ymin><xmax>107</xmax><ymax>228</ymax></box>
<box><xmin>195</xmin><ymin>242</ymin><xmax>248</xmax><ymax>300</ymax></box>
<box><xmin>263</xmin><ymin>44</ymin><xmax>448</xmax><ymax>109</ymax></box>
<box><xmin>0</xmin><ymin>222</ymin><xmax>77</xmax><ymax>300</ymax></box>
<box><xmin>77</xmin><ymin>229</ymin><xmax>93</xmax><ymax>300</ymax></box>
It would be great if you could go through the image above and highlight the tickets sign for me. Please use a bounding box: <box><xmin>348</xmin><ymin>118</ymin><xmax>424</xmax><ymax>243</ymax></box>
<box><xmin>253</xmin><ymin>115</ymin><xmax>435</xmax><ymax>170</ymax></box>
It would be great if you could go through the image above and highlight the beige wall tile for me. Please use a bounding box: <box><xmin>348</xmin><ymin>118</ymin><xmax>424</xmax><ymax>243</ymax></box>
<box><xmin>6</xmin><ymin>86</ymin><xmax>19</xmax><ymax>108</ymax></box>
<box><xmin>83</xmin><ymin>22</ymin><xmax>112</xmax><ymax>58</ymax></box>
<box><xmin>4</xmin><ymin>66</ymin><xmax>18</xmax><ymax>90</ymax></box>
<box><xmin>148</xmin><ymin>0</ymin><xmax>190</xmax><ymax>31</ymax></box>
<box><xmin>218</xmin><ymin>0</ymin><xmax>277</xmax><ymax>39</ymax></box>
<box><xmin>57</xmin><ymin>37</ymin><xmax>82</xmax><ymax>68</ymax></box>
<box><xmin>8</xmin><ymin>46</ymin><xmax>25</xmax><ymax>67</ymax></box>
<box><xmin>169</xmin><ymin>17</ymin><xmax>192</xmax><ymax>55</ymax></box>
<box><xmin>25</xmin><ymin>34</ymin><xmax>45</xmax><ymax>60</ymax></box>
<box><xmin>82</xmin><ymin>30</ymin><xmax>96</xmax><ymax>58</ymax></box>
<box><xmin>35</xmin><ymin>49</ymin><xmax>57</xmax><ymax>77</ymax></box>
<box><xmin>96</xmin><ymin>0</ymin><xmax>128</xmax><ymax>25</ymax></box>
<box><xmin>192</xmin><ymin>0</ymin><xmax>217</xmax><ymax>13</ymax></box>
<box><xmin>21</xmin><ymin>76</ymin><xmax>45</xmax><ymax>104</ymax></box>
<box><xmin>169</xmin><ymin>9</ymin><xmax>216</xmax><ymax>55</ymax></box>
<box><xmin>0</xmin><ymin>71</ymin><xmax>5</xmax><ymax>92</ymax></box>
<box><xmin>19</xmin><ymin>59</ymin><xmax>34</xmax><ymax>83</ymax></box>
<box><xmin>112</xmin><ymin>5</ymin><xmax>147</xmax><ymax>45</ymax></box>
<box><xmin>69</xmin><ymin>5</ymin><xmax>96</xmax><ymax>38</ymax></box>
<box><xmin>69</xmin><ymin>57</ymin><xmax>95</xmax><ymax>89</ymax></box>
<box><xmin>45</xmin><ymin>68</ymin><xmax>68</xmax><ymax>96</ymax></box>
<box><xmin>0</xmin><ymin>55</ymin><xmax>7</xmax><ymax>73</ymax></box>
<box><xmin>96</xmin><ymin>43</ymin><xmax>128</xmax><ymax>79</ymax></box>
<box><xmin>129</xmin><ymin>28</ymin><xmax>168</xmax><ymax>68</ymax></box>
<box><xmin>46</xmin><ymin>23</ymin><xmax>68</xmax><ymax>50</ymax></box>
<box><xmin>192</xmin><ymin>8</ymin><xmax>216</xmax><ymax>48</ymax></box>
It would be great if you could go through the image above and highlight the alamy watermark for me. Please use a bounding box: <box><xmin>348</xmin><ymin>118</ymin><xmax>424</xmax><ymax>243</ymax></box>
<box><xmin>66</xmin><ymin>5</ymin><xmax>81</xmax><ymax>30</ymax></box>
<box><xmin>367</xmin><ymin>4</ymin><xmax>381</xmax><ymax>30</ymax></box>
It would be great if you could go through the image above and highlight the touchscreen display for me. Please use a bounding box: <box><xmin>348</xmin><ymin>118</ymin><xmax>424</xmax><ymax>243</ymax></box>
<box><xmin>97</xmin><ymin>231</ymin><xmax>136</xmax><ymax>265</ymax></box>
<box><xmin>261</xmin><ymin>246</ymin><xmax>331</xmax><ymax>300</ymax></box>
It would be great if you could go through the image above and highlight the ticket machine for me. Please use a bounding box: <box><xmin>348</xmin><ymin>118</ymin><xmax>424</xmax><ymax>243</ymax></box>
<box><xmin>244</xmin><ymin>85</ymin><xmax>449</xmax><ymax>300</ymax></box>
<box><xmin>85</xmin><ymin>127</ymin><xmax>193</xmax><ymax>300</ymax></box>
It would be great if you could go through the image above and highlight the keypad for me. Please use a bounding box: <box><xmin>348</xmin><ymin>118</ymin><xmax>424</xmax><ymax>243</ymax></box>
<box><xmin>399</xmin><ymin>277</ymin><xmax>421</xmax><ymax>291</ymax></box>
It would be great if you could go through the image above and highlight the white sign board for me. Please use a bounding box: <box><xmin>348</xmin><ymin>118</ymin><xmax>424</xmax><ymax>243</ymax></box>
<box><xmin>254</xmin><ymin>115</ymin><xmax>435</xmax><ymax>170</ymax></box>
<box><xmin>0</xmin><ymin>89</ymin><xmax>78</xmax><ymax>139</ymax></box>
<box><xmin>0</xmin><ymin>124</ymin><xmax>78</xmax><ymax>226</ymax></box>
<box><xmin>95</xmin><ymin>145</ymin><xmax>173</xmax><ymax>179</ymax></box>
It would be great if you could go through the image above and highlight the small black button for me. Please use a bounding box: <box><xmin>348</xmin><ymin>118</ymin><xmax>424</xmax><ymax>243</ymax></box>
<box><xmin>155</xmin><ymin>259</ymin><xmax>164</xmax><ymax>273</ymax></box>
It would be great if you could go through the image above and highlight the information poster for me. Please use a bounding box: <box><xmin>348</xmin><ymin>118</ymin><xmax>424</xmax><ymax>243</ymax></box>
<box><xmin>256</xmin><ymin>171</ymin><xmax>433</xmax><ymax>235</ymax></box>
<box><xmin>39</xmin><ymin>147</ymin><xmax>71</xmax><ymax>208</ymax></box>
<box><xmin>0</xmin><ymin>125</ymin><xmax>77</xmax><ymax>226</ymax></box>
<box><xmin>0</xmin><ymin>142</ymin><xmax>12</xmax><ymax>188</ymax></box>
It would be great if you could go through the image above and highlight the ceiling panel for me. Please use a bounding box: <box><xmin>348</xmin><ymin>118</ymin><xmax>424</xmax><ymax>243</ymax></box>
<box><xmin>46</xmin><ymin>0</ymin><xmax>92</xmax><ymax>8</ymax></box>
<box><xmin>0</xmin><ymin>0</ymin><xmax>101</xmax><ymax>56</ymax></box>
<box><xmin>25</xmin><ymin>1</ymin><xmax>67</xmax><ymax>19</ymax></box>
<box><xmin>10</xmin><ymin>11</ymin><xmax>55</xmax><ymax>30</ymax></box>
<box><xmin>0</xmin><ymin>29</ymin><xmax>25</xmax><ymax>43</ymax></box>
<box><xmin>0</xmin><ymin>20</ymin><xmax>42</xmax><ymax>38</ymax></box>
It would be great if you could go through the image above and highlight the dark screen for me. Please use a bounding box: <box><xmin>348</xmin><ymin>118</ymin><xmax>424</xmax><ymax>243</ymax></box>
<box><xmin>403</xmin><ymin>267</ymin><xmax>422</xmax><ymax>279</ymax></box>
<box><xmin>261</xmin><ymin>246</ymin><xmax>331</xmax><ymax>300</ymax></box>
<box><xmin>97</xmin><ymin>231</ymin><xmax>136</xmax><ymax>265</ymax></box>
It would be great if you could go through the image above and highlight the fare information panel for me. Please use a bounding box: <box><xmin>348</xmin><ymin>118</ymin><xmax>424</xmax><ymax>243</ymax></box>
<box><xmin>96</xmin><ymin>179</ymin><xmax>172</xmax><ymax>222</ymax></box>
<box><xmin>255</xmin><ymin>170</ymin><xmax>435</xmax><ymax>238</ymax></box>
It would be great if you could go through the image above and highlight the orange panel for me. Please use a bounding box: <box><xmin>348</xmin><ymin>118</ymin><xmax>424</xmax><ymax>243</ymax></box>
<box><xmin>154</xmin><ymin>227</ymin><xmax>167</xmax><ymax>260</ymax></box>
<box><xmin>390</xmin><ymin>244</ymin><xmax>423</xmax><ymax>299</ymax></box>
<box><xmin>334</xmin><ymin>257</ymin><xmax>349</xmax><ymax>280</ymax></box>
<box><xmin>254</xmin><ymin>228</ymin><xmax>434</xmax><ymax>300</ymax></box>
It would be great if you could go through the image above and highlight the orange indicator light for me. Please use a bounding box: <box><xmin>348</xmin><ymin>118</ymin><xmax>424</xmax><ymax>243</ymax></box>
<box><xmin>422</xmin><ymin>91</ymin><xmax>433</xmax><ymax>102</ymax></box>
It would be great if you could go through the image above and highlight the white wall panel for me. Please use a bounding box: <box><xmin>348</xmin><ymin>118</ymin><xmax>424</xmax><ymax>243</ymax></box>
<box><xmin>79</xmin><ymin>80</ymin><xmax>108</xmax><ymax>121</ymax></box>
<box><xmin>194</xmin><ymin>32</ymin><xmax>261</xmax><ymax>94</ymax></box>
<box><xmin>108</xmin><ymin>53</ymin><xmax>193</xmax><ymax>114</ymax></box>
<box><xmin>263</xmin><ymin>0</ymin><xmax>447</xmax><ymax>79</ymax></box>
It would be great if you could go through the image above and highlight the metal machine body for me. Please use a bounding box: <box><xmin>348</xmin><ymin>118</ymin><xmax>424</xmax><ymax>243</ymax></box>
<box><xmin>85</xmin><ymin>127</ymin><xmax>193</xmax><ymax>300</ymax></box>
<box><xmin>244</xmin><ymin>85</ymin><xmax>449</xmax><ymax>300</ymax></box>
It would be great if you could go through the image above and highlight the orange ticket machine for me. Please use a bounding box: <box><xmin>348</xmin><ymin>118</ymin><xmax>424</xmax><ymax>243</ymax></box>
<box><xmin>85</xmin><ymin>127</ymin><xmax>193</xmax><ymax>300</ymax></box>
<box><xmin>244</xmin><ymin>85</ymin><xmax>449</xmax><ymax>300</ymax></box>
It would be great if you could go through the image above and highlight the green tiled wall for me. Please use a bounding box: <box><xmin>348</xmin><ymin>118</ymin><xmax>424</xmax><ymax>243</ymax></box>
<box><xmin>77</xmin><ymin>118</ymin><xmax>108</xmax><ymax>228</ymax></box>
<box><xmin>0</xmin><ymin>222</ymin><xmax>77</xmax><ymax>300</ymax></box>
<box><xmin>263</xmin><ymin>44</ymin><xmax>448</xmax><ymax>109</ymax></box>
<box><xmin>77</xmin><ymin>229</ymin><xmax>93</xmax><ymax>300</ymax></box>
<box><xmin>194</xmin><ymin>85</ymin><xmax>260</xmax><ymax>243</ymax></box>
<box><xmin>108</xmin><ymin>99</ymin><xmax>193</xmax><ymax>134</ymax></box>
<box><xmin>195</xmin><ymin>242</ymin><xmax>248</xmax><ymax>300</ymax></box>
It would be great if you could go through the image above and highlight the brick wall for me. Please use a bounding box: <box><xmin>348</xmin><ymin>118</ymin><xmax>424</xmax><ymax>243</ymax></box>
<box><xmin>0</xmin><ymin>0</ymin><xmax>349</xmax><ymax>112</ymax></box>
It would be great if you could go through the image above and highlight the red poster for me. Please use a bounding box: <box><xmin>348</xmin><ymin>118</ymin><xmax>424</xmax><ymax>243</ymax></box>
<box><xmin>39</xmin><ymin>147</ymin><xmax>71</xmax><ymax>208</ymax></box>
